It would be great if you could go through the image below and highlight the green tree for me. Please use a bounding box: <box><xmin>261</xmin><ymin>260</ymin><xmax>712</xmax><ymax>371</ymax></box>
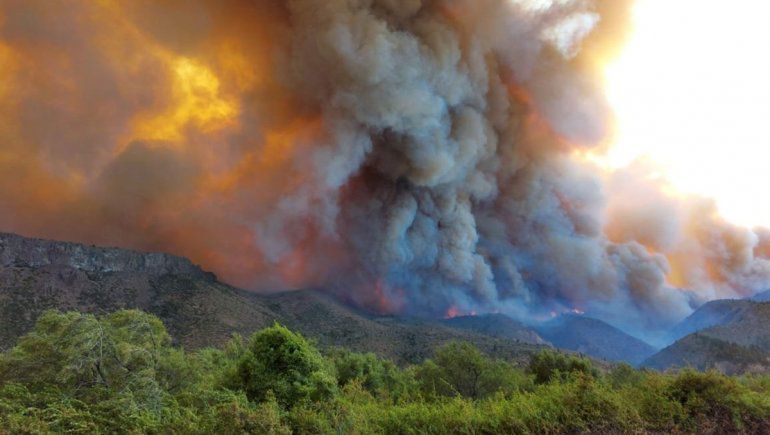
<box><xmin>0</xmin><ymin>310</ymin><xmax>181</xmax><ymax>432</ymax></box>
<box><xmin>0</xmin><ymin>310</ymin><xmax>170</xmax><ymax>393</ymax></box>
<box><xmin>236</xmin><ymin>324</ymin><xmax>337</xmax><ymax>407</ymax></box>
<box><xmin>329</xmin><ymin>348</ymin><xmax>416</xmax><ymax>400</ymax></box>
<box><xmin>415</xmin><ymin>342</ymin><xmax>530</xmax><ymax>399</ymax></box>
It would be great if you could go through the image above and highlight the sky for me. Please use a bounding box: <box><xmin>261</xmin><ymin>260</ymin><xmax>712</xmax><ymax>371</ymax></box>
<box><xmin>599</xmin><ymin>0</ymin><xmax>770</xmax><ymax>228</ymax></box>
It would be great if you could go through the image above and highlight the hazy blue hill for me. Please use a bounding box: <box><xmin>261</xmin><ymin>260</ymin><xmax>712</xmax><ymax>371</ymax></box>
<box><xmin>667</xmin><ymin>298</ymin><xmax>770</xmax><ymax>352</ymax></box>
<box><xmin>643</xmin><ymin>334</ymin><xmax>770</xmax><ymax>375</ymax></box>
<box><xmin>646</xmin><ymin>298</ymin><xmax>770</xmax><ymax>374</ymax></box>
<box><xmin>668</xmin><ymin>298</ymin><xmax>757</xmax><ymax>343</ymax></box>
<box><xmin>696</xmin><ymin>302</ymin><xmax>770</xmax><ymax>351</ymax></box>
<box><xmin>536</xmin><ymin>314</ymin><xmax>657</xmax><ymax>365</ymax></box>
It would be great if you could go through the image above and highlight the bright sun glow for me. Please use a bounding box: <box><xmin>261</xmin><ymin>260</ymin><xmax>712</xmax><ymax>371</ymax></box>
<box><xmin>601</xmin><ymin>0</ymin><xmax>770</xmax><ymax>228</ymax></box>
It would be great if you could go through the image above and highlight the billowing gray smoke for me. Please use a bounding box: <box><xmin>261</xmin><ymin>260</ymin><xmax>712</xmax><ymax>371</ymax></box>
<box><xmin>2</xmin><ymin>0</ymin><xmax>769</xmax><ymax>342</ymax></box>
<box><xmin>251</xmin><ymin>0</ymin><xmax>697</xmax><ymax>339</ymax></box>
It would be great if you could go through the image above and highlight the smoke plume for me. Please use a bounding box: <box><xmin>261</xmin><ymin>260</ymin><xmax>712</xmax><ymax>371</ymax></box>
<box><xmin>1</xmin><ymin>0</ymin><xmax>769</xmax><ymax>340</ymax></box>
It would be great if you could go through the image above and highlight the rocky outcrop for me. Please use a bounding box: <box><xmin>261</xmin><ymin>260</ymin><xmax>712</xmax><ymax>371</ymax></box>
<box><xmin>0</xmin><ymin>233</ymin><xmax>206</xmax><ymax>277</ymax></box>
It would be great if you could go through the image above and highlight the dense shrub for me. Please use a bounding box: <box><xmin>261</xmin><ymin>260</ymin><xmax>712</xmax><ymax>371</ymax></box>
<box><xmin>329</xmin><ymin>348</ymin><xmax>416</xmax><ymax>401</ymax></box>
<box><xmin>415</xmin><ymin>342</ymin><xmax>532</xmax><ymax>399</ymax></box>
<box><xmin>668</xmin><ymin>370</ymin><xmax>770</xmax><ymax>432</ymax></box>
<box><xmin>236</xmin><ymin>323</ymin><xmax>337</xmax><ymax>407</ymax></box>
<box><xmin>528</xmin><ymin>349</ymin><xmax>598</xmax><ymax>384</ymax></box>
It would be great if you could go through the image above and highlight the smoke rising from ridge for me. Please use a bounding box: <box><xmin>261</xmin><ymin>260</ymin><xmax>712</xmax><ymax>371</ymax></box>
<box><xmin>1</xmin><ymin>0</ymin><xmax>769</xmax><ymax>340</ymax></box>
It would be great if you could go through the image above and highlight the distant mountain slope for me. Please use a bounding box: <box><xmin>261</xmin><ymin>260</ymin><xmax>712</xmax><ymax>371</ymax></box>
<box><xmin>0</xmin><ymin>232</ymin><xmax>278</xmax><ymax>350</ymax></box>
<box><xmin>752</xmin><ymin>290</ymin><xmax>770</xmax><ymax>302</ymax></box>
<box><xmin>668</xmin><ymin>298</ymin><xmax>757</xmax><ymax>342</ymax></box>
<box><xmin>261</xmin><ymin>291</ymin><xmax>548</xmax><ymax>364</ymax></box>
<box><xmin>643</xmin><ymin>334</ymin><xmax>770</xmax><ymax>375</ymax></box>
<box><xmin>0</xmin><ymin>232</ymin><xmax>545</xmax><ymax>364</ymax></box>
<box><xmin>668</xmin><ymin>298</ymin><xmax>770</xmax><ymax>351</ymax></box>
<box><xmin>645</xmin><ymin>298</ymin><xmax>770</xmax><ymax>374</ymax></box>
<box><xmin>535</xmin><ymin>315</ymin><xmax>656</xmax><ymax>365</ymax></box>
<box><xmin>441</xmin><ymin>314</ymin><xmax>547</xmax><ymax>345</ymax></box>
<box><xmin>691</xmin><ymin>303</ymin><xmax>770</xmax><ymax>351</ymax></box>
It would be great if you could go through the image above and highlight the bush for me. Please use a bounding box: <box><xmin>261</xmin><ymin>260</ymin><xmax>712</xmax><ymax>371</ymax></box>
<box><xmin>607</xmin><ymin>363</ymin><xmax>644</xmax><ymax>388</ymax></box>
<box><xmin>617</xmin><ymin>371</ymin><xmax>685</xmax><ymax>432</ymax></box>
<box><xmin>329</xmin><ymin>349</ymin><xmax>416</xmax><ymax>401</ymax></box>
<box><xmin>201</xmin><ymin>391</ymin><xmax>290</xmax><ymax>435</ymax></box>
<box><xmin>528</xmin><ymin>349</ymin><xmax>597</xmax><ymax>384</ymax></box>
<box><xmin>668</xmin><ymin>369</ymin><xmax>770</xmax><ymax>432</ymax></box>
<box><xmin>236</xmin><ymin>324</ymin><xmax>337</xmax><ymax>407</ymax></box>
<box><xmin>415</xmin><ymin>342</ymin><xmax>531</xmax><ymax>400</ymax></box>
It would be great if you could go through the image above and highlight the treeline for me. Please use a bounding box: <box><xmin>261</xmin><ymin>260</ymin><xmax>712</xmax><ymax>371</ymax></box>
<box><xmin>1</xmin><ymin>311</ymin><xmax>769</xmax><ymax>434</ymax></box>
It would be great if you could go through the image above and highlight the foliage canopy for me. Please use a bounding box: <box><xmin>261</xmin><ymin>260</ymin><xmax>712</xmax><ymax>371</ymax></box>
<box><xmin>1</xmin><ymin>310</ymin><xmax>769</xmax><ymax>434</ymax></box>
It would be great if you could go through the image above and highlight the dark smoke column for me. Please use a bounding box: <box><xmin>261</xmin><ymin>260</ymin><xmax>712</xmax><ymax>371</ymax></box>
<box><xmin>254</xmin><ymin>0</ymin><xmax>692</xmax><ymax>337</ymax></box>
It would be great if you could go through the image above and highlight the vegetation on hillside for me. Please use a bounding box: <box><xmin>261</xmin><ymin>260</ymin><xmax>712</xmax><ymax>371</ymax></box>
<box><xmin>644</xmin><ymin>333</ymin><xmax>770</xmax><ymax>374</ymax></box>
<box><xmin>1</xmin><ymin>310</ymin><xmax>770</xmax><ymax>434</ymax></box>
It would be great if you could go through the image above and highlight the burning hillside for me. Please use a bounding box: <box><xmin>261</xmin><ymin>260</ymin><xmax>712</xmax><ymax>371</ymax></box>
<box><xmin>1</xmin><ymin>0</ymin><xmax>769</xmax><ymax>340</ymax></box>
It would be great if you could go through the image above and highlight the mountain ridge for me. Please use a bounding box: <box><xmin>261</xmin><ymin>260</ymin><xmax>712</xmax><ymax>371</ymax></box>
<box><xmin>441</xmin><ymin>314</ymin><xmax>548</xmax><ymax>345</ymax></box>
<box><xmin>536</xmin><ymin>314</ymin><xmax>657</xmax><ymax>365</ymax></box>
<box><xmin>668</xmin><ymin>298</ymin><xmax>756</xmax><ymax>343</ymax></box>
<box><xmin>0</xmin><ymin>232</ymin><xmax>206</xmax><ymax>278</ymax></box>
<box><xmin>0</xmin><ymin>232</ymin><xmax>546</xmax><ymax>364</ymax></box>
<box><xmin>644</xmin><ymin>298</ymin><xmax>770</xmax><ymax>373</ymax></box>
